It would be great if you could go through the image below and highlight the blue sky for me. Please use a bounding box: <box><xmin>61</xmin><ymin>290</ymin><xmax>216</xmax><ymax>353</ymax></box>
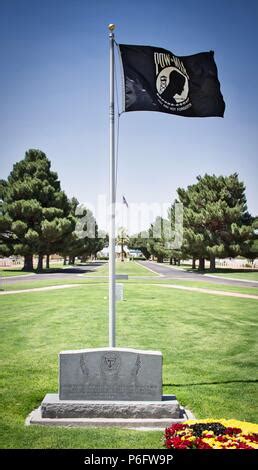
<box><xmin>1</xmin><ymin>0</ymin><xmax>257</xmax><ymax>232</ymax></box>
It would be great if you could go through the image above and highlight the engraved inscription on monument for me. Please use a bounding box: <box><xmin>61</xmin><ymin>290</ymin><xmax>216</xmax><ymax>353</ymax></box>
<box><xmin>59</xmin><ymin>347</ymin><xmax>162</xmax><ymax>401</ymax></box>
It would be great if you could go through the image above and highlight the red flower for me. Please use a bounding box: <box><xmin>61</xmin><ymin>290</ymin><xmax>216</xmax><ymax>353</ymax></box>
<box><xmin>166</xmin><ymin>436</ymin><xmax>194</xmax><ymax>449</ymax></box>
<box><xmin>177</xmin><ymin>442</ymin><xmax>191</xmax><ymax>449</ymax></box>
<box><xmin>217</xmin><ymin>435</ymin><xmax>228</xmax><ymax>442</ymax></box>
<box><xmin>195</xmin><ymin>438</ymin><xmax>212</xmax><ymax>449</ymax></box>
<box><xmin>182</xmin><ymin>439</ymin><xmax>193</xmax><ymax>448</ymax></box>
<box><xmin>166</xmin><ymin>423</ymin><xmax>187</xmax><ymax>435</ymax></box>
<box><xmin>225</xmin><ymin>442</ymin><xmax>238</xmax><ymax>448</ymax></box>
<box><xmin>236</xmin><ymin>442</ymin><xmax>254</xmax><ymax>449</ymax></box>
<box><xmin>170</xmin><ymin>436</ymin><xmax>185</xmax><ymax>448</ymax></box>
<box><xmin>224</xmin><ymin>427</ymin><xmax>242</xmax><ymax>435</ymax></box>
<box><xmin>242</xmin><ymin>433</ymin><xmax>258</xmax><ymax>443</ymax></box>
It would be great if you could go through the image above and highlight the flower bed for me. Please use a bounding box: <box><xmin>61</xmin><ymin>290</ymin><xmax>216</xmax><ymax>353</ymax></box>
<box><xmin>164</xmin><ymin>419</ymin><xmax>258</xmax><ymax>449</ymax></box>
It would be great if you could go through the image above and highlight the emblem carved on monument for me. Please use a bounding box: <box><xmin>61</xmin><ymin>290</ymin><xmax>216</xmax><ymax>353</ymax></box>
<box><xmin>100</xmin><ymin>352</ymin><xmax>121</xmax><ymax>375</ymax></box>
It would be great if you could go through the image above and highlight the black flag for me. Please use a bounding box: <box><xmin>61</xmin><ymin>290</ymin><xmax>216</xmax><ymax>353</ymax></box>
<box><xmin>119</xmin><ymin>44</ymin><xmax>225</xmax><ymax>117</ymax></box>
<box><xmin>122</xmin><ymin>195</ymin><xmax>129</xmax><ymax>208</ymax></box>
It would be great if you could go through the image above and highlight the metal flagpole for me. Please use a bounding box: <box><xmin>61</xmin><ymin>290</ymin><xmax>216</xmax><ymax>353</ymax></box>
<box><xmin>108</xmin><ymin>24</ymin><xmax>116</xmax><ymax>347</ymax></box>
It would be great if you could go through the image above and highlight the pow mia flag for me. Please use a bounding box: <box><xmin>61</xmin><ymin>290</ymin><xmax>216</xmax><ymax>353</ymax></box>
<box><xmin>118</xmin><ymin>44</ymin><xmax>225</xmax><ymax>117</ymax></box>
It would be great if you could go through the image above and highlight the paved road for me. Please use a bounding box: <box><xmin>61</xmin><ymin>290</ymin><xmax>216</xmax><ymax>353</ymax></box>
<box><xmin>0</xmin><ymin>262</ymin><xmax>105</xmax><ymax>284</ymax></box>
<box><xmin>1</xmin><ymin>260</ymin><xmax>258</xmax><ymax>290</ymax></box>
<box><xmin>138</xmin><ymin>260</ymin><xmax>258</xmax><ymax>289</ymax></box>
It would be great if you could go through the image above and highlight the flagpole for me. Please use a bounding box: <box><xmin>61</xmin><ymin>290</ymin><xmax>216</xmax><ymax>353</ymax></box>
<box><xmin>108</xmin><ymin>24</ymin><xmax>116</xmax><ymax>347</ymax></box>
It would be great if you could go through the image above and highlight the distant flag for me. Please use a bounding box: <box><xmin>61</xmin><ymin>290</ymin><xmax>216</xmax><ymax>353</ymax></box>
<box><xmin>118</xmin><ymin>44</ymin><xmax>225</xmax><ymax>118</ymax></box>
<box><xmin>122</xmin><ymin>195</ymin><xmax>129</xmax><ymax>208</ymax></box>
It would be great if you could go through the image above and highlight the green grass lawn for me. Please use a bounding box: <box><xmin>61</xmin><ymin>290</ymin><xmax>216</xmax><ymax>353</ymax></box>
<box><xmin>86</xmin><ymin>260</ymin><xmax>157</xmax><ymax>277</ymax></box>
<box><xmin>1</xmin><ymin>280</ymin><xmax>258</xmax><ymax>299</ymax></box>
<box><xmin>208</xmin><ymin>271</ymin><xmax>258</xmax><ymax>281</ymax></box>
<box><xmin>0</xmin><ymin>269</ymin><xmax>34</xmax><ymax>277</ymax></box>
<box><xmin>0</xmin><ymin>277</ymin><xmax>257</xmax><ymax>448</ymax></box>
<box><xmin>1</xmin><ymin>277</ymin><xmax>258</xmax><ymax>296</ymax></box>
<box><xmin>154</xmin><ymin>279</ymin><xmax>258</xmax><ymax>296</ymax></box>
<box><xmin>0</xmin><ymin>262</ymin><xmax>68</xmax><ymax>277</ymax></box>
<box><xmin>0</xmin><ymin>260</ymin><xmax>86</xmax><ymax>277</ymax></box>
<box><xmin>165</xmin><ymin>264</ymin><xmax>258</xmax><ymax>281</ymax></box>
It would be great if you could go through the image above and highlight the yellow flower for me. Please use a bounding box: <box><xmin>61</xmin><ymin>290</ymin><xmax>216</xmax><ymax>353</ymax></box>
<box><xmin>202</xmin><ymin>430</ymin><xmax>214</xmax><ymax>436</ymax></box>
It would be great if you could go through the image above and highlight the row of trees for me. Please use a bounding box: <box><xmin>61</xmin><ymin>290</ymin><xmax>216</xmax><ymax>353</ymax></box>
<box><xmin>129</xmin><ymin>173</ymin><xmax>258</xmax><ymax>270</ymax></box>
<box><xmin>1</xmin><ymin>151</ymin><xmax>257</xmax><ymax>272</ymax></box>
<box><xmin>0</xmin><ymin>149</ymin><xmax>105</xmax><ymax>271</ymax></box>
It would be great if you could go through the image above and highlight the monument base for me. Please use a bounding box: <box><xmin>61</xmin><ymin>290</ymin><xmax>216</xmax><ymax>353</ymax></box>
<box><xmin>26</xmin><ymin>394</ymin><xmax>195</xmax><ymax>429</ymax></box>
<box><xmin>42</xmin><ymin>393</ymin><xmax>181</xmax><ymax>418</ymax></box>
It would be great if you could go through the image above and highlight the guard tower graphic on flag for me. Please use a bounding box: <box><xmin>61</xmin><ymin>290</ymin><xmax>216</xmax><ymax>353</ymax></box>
<box><xmin>159</xmin><ymin>75</ymin><xmax>167</xmax><ymax>93</ymax></box>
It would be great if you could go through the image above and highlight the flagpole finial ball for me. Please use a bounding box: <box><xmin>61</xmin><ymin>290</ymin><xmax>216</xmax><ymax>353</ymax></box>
<box><xmin>108</xmin><ymin>24</ymin><xmax>115</xmax><ymax>31</ymax></box>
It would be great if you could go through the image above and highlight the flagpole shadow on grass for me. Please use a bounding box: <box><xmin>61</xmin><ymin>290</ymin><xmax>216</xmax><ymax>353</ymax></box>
<box><xmin>164</xmin><ymin>379</ymin><xmax>258</xmax><ymax>387</ymax></box>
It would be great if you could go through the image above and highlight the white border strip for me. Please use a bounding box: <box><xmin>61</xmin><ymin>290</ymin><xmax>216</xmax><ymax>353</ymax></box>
<box><xmin>116</xmin><ymin>43</ymin><xmax>126</xmax><ymax>113</ymax></box>
<box><xmin>204</xmin><ymin>274</ymin><xmax>258</xmax><ymax>284</ymax></box>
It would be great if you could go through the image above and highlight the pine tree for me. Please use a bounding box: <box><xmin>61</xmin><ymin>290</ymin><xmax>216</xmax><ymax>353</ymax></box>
<box><xmin>177</xmin><ymin>173</ymin><xmax>252</xmax><ymax>270</ymax></box>
<box><xmin>60</xmin><ymin>200</ymin><xmax>105</xmax><ymax>264</ymax></box>
<box><xmin>0</xmin><ymin>180</ymin><xmax>13</xmax><ymax>257</ymax></box>
<box><xmin>1</xmin><ymin>149</ymin><xmax>74</xmax><ymax>270</ymax></box>
<box><xmin>147</xmin><ymin>217</ymin><xmax>170</xmax><ymax>263</ymax></box>
<box><xmin>242</xmin><ymin>216</ymin><xmax>258</xmax><ymax>263</ymax></box>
